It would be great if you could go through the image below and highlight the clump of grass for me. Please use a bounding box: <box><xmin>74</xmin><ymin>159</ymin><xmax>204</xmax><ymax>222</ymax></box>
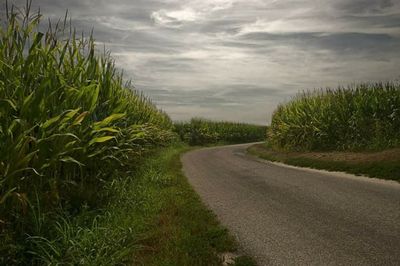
<box><xmin>21</xmin><ymin>145</ymin><xmax>240</xmax><ymax>265</ymax></box>
<box><xmin>232</xmin><ymin>256</ymin><xmax>257</xmax><ymax>266</ymax></box>
<box><xmin>0</xmin><ymin>2</ymin><xmax>175</xmax><ymax>262</ymax></box>
<box><xmin>175</xmin><ymin>118</ymin><xmax>267</xmax><ymax>145</ymax></box>
<box><xmin>269</xmin><ymin>83</ymin><xmax>400</xmax><ymax>151</ymax></box>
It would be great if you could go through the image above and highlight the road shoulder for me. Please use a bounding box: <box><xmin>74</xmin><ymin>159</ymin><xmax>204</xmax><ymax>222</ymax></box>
<box><xmin>248</xmin><ymin>143</ymin><xmax>400</xmax><ymax>182</ymax></box>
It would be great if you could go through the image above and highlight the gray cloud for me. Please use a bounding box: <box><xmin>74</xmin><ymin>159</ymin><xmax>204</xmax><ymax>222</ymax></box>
<box><xmin>333</xmin><ymin>0</ymin><xmax>394</xmax><ymax>14</ymax></box>
<box><xmin>4</xmin><ymin>0</ymin><xmax>400</xmax><ymax>124</ymax></box>
<box><xmin>238</xmin><ymin>31</ymin><xmax>399</xmax><ymax>59</ymax></box>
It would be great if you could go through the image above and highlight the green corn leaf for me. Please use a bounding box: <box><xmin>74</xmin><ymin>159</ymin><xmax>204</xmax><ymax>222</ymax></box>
<box><xmin>7</xmin><ymin>167</ymin><xmax>42</xmax><ymax>179</ymax></box>
<box><xmin>38</xmin><ymin>133</ymin><xmax>80</xmax><ymax>143</ymax></box>
<box><xmin>59</xmin><ymin>108</ymin><xmax>81</xmax><ymax>130</ymax></box>
<box><xmin>29</xmin><ymin>32</ymin><xmax>44</xmax><ymax>52</ymax></box>
<box><xmin>41</xmin><ymin>115</ymin><xmax>61</xmax><ymax>129</ymax></box>
<box><xmin>72</xmin><ymin>111</ymin><xmax>89</xmax><ymax>126</ymax></box>
<box><xmin>64</xmin><ymin>108</ymin><xmax>81</xmax><ymax>120</ymax></box>
<box><xmin>0</xmin><ymin>188</ymin><xmax>17</xmax><ymax>204</ymax></box>
<box><xmin>64</xmin><ymin>140</ymin><xmax>78</xmax><ymax>149</ymax></box>
<box><xmin>60</xmin><ymin>156</ymin><xmax>85</xmax><ymax>166</ymax></box>
<box><xmin>89</xmin><ymin>84</ymin><xmax>100</xmax><ymax>112</ymax></box>
<box><xmin>94</xmin><ymin>113</ymin><xmax>126</xmax><ymax>129</ymax></box>
<box><xmin>92</xmin><ymin>127</ymin><xmax>120</xmax><ymax>134</ymax></box>
<box><xmin>89</xmin><ymin>136</ymin><xmax>115</xmax><ymax>146</ymax></box>
<box><xmin>14</xmin><ymin>150</ymin><xmax>39</xmax><ymax>169</ymax></box>
<box><xmin>88</xmin><ymin>146</ymin><xmax>108</xmax><ymax>158</ymax></box>
<box><xmin>21</xmin><ymin>91</ymin><xmax>35</xmax><ymax>114</ymax></box>
<box><xmin>0</xmin><ymin>99</ymin><xmax>17</xmax><ymax>111</ymax></box>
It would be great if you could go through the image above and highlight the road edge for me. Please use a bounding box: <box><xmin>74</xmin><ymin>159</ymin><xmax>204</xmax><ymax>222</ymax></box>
<box><xmin>246</xmin><ymin>146</ymin><xmax>400</xmax><ymax>187</ymax></box>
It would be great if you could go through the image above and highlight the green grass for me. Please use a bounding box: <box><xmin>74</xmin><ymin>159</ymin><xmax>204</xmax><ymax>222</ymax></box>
<box><xmin>130</xmin><ymin>145</ymin><xmax>238</xmax><ymax>265</ymax></box>
<box><xmin>175</xmin><ymin>118</ymin><xmax>267</xmax><ymax>146</ymax></box>
<box><xmin>231</xmin><ymin>256</ymin><xmax>258</xmax><ymax>266</ymax></box>
<box><xmin>18</xmin><ymin>144</ymin><xmax>254</xmax><ymax>265</ymax></box>
<box><xmin>269</xmin><ymin>83</ymin><xmax>400</xmax><ymax>151</ymax></box>
<box><xmin>248</xmin><ymin>143</ymin><xmax>400</xmax><ymax>181</ymax></box>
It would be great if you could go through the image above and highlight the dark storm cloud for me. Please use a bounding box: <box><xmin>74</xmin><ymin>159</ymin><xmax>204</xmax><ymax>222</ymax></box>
<box><xmin>4</xmin><ymin>0</ymin><xmax>400</xmax><ymax>124</ymax></box>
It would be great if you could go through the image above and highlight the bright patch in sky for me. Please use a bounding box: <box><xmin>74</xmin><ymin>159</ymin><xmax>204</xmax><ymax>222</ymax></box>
<box><xmin>5</xmin><ymin>0</ymin><xmax>400</xmax><ymax>124</ymax></box>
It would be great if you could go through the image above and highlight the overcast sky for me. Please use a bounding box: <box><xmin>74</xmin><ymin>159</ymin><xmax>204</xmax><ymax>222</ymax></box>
<box><xmin>6</xmin><ymin>0</ymin><xmax>400</xmax><ymax>124</ymax></box>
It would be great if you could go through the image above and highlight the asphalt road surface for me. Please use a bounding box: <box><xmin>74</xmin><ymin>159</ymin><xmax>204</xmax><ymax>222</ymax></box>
<box><xmin>181</xmin><ymin>143</ymin><xmax>400</xmax><ymax>266</ymax></box>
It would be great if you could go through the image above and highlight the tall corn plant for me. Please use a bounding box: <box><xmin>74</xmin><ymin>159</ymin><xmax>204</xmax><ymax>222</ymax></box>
<box><xmin>174</xmin><ymin>118</ymin><xmax>266</xmax><ymax>145</ymax></box>
<box><xmin>0</xmin><ymin>1</ymin><xmax>174</xmax><ymax>245</ymax></box>
<box><xmin>269</xmin><ymin>83</ymin><xmax>400</xmax><ymax>151</ymax></box>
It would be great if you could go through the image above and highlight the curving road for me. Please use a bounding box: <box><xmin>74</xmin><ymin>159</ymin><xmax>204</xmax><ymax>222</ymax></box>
<box><xmin>181</xmin><ymin>143</ymin><xmax>400</xmax><ymax>266</ymax></box>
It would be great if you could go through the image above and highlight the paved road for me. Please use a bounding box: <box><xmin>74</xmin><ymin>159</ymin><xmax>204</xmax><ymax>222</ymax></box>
<box><xmin>181</xmin><ymin>143</ymin><xmax>400</xmax><ymax>266</ymax></box>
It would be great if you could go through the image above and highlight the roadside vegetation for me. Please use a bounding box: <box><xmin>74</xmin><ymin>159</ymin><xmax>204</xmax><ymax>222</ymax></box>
<box><xmin>269</xmin><ymin>83</ymin><xmax>400</xmax><ymax>151</ymax></box>
<box><xmin>0</xmin><ymin>4</ymin><xmax>256</xmax><ymax>265</ymax></box>
<box><xmin>23</xmin><ymin>145</ymin><xmax>246</xmax><ymax>265</ymax></box>
<box><xmin>0</xmin><ymin>5</ymin><xmax>173</xmax><ymax>263</ymax></box>
<box><xmin>175</xmin><ymin>118</ymin><xmax>267</xmax><ymax>146</ymax></box>
<box><xmin>250</xmin><ymin>82</ymin><xmax>400</xmax><ymax>181</ymax></box>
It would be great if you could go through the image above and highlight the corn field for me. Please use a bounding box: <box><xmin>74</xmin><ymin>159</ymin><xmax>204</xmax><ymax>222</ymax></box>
<box><xmin>0</xmin><ymin>3</ymin><xmax>175</xmax><ymax>255</ymax></box>
<box><xmin>269</xmin><ymin>83</ymin><xmax>400</xmax><ymax>151</ymax></box>
<box><xmin>175</xmin><ymin>118</ymin><xmax>267</xmax><ymax>145</ymax></box>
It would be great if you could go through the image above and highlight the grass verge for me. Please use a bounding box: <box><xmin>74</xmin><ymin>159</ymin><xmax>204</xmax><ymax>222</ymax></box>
<box><xmin>248</xmin><ymin>143</ymin><xmax>400</xmax><ymax>182</ymax></box>
<box><xmin>130</xmin><ymin>144</ymin><xmax>242</xmax><ymax>265</ymax></box>
<box><xmin>24</xmin><ymin>144</ymin><xmax>256</xmax><ymax>265</ymax></box>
